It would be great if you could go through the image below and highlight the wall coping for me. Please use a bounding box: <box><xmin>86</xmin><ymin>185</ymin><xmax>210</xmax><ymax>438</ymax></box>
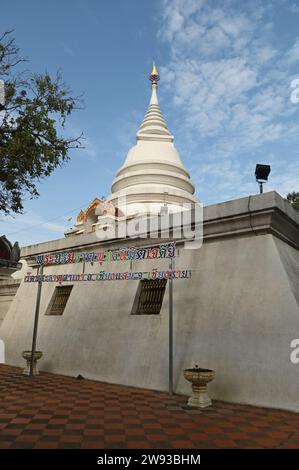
<box><xmin>21</xmin><ymin>191</ymin><xmax>299</xmax><ymax>264</ymax></box>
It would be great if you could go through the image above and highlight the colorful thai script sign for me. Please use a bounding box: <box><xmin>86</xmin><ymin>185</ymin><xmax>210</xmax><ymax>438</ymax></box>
<box><xmin>24</xmin><ymin>268</ymin><xmax>191</xmax><ymax>283</ymax></box>
<box><xmin>35</xmin><ymin>242</ymin><xmax>176</xmax><ymax>266</ymax></box>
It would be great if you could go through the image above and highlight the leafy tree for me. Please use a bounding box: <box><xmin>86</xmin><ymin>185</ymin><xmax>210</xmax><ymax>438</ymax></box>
<box><xmin>287</xmin><ymin>191</ymin><xmax>299</xmax><ymax>210</ymax></box>
<box><xmin>0</xmin><ymin>31</ymin><xmax>83</xmax><ymax>214</ymax></box>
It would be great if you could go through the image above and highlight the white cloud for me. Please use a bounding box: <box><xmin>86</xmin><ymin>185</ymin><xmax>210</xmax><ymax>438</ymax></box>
<box><xmin>285</xmin><ymin>38</ymin><xmax>299</xmax><ymax>64</ymax></box>
<box><xmin>61</xmin><ymin>42</ymin><xmax>76</xmax><ymax>58</ymax></box>
<box><xmin>65</xmin><ymin>121</ymin><xmax>99</xmax><ymax>161</ymax></box>
<box><xmin>159</xmin><ymin>0</ymin><xmax>201</xmax><ymax>42</ymax></box>
<box><xmin>0</xmin><ymin>210</ymin><xmax>69</xmax><ymax>246</ymax></box>
<box><xmin>289</xmin><ymin>3</ymin><xmax>299</xmax><ymax>14</ymax></box>
<box><xmin>157</xmin><ymin>0</ymin><xmax>299</xmax><ymax>203</ymax></box>
<box><xmin>83</xmin><ymin>135</ymin><xmax>98</xmax><ymax>160</ymax></box>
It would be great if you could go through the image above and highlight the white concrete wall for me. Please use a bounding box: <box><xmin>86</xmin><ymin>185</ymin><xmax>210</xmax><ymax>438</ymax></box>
<box><xmin>1</xmin><ymin>233</ymin><xmax>299</xmax><ymax>411</ymax></box>
<box><xmin>0</xmin><ymin>279</ymin><xmax>20</xmax><ymax>327</ymax></box>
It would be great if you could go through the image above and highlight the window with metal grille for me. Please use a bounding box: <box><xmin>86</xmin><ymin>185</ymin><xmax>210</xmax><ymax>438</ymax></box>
<box><xmin>46</xmin><ymin>285</ymin><xmax>73</xmax><ymax>316</ymax></box>
<box><xmin>131</xmin><ymin>279</ymin><xmax>167</xmax><ymax>315</ymax></box>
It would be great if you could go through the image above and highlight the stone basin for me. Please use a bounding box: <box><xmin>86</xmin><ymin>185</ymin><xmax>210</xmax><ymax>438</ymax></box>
<box><xmin>22</xmin><ymin>350</ymin><xmax>43</xmax><ymax>376</ymax></box>
<box><xmin>183</xmin><ymin>365</ymin><xmax>215</xmax><ymax>408</ymax></box>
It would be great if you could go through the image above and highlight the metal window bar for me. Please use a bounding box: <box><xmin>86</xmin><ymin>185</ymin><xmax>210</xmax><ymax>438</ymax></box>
<box><xmin>48</xmin><ymin>285</ymin><xmax>73</xmax><ymax>315</ymax></box>
<box><xmin>136</xmin><ymin>279</ymin><xmax>167</xmax><ymax>315</ymax></box>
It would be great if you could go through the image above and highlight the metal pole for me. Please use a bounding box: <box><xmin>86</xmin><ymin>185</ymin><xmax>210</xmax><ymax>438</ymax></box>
<box><xmin>169</xmin><ymin>256</ymin><xmax>174</xmax><ymax>395</ymax></box>
<box><xmin>259</xmin><ymin>182</ymin><xmax>263</xmax><ymax>194</ymax></box>
<box><xmin>29</xmin><ymin>264</ymin><xmax>43</xmax><ymax>377</ymax></box>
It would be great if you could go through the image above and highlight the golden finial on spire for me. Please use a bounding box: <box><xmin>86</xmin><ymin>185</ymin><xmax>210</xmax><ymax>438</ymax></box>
<box><xmin>149</xmin><ymin>62</ymin><xmax>160</xmax><ymax>84</ymax></box>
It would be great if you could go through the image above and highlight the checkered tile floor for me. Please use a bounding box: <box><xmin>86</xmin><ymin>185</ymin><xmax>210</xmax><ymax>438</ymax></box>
<box><xmin>0</xmin><ymin>364</ymin><xmax>298</xmax><ymax>449</ymax></box>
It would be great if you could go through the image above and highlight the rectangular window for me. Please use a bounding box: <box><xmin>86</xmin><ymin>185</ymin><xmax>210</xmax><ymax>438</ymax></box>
<box><xmin>46</xmin><ymin>285</ymin><xmax>73</xmax><ymax>316</ymax></box>
<box><xmin>132</xmin><ymin>279</ymin><xmax>167</xmax><ymax>315</ymax></box>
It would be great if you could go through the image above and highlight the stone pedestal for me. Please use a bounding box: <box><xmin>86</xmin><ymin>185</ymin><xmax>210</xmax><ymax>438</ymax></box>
<box><xmin>184</xmin><ymin>366</ymin><xmax>215</xmax><ymax>408</ymax></box>
<box><xmin>22</xmin><ymin>351</ymin><xmax>43</xmax><ymax>376</ymax></box>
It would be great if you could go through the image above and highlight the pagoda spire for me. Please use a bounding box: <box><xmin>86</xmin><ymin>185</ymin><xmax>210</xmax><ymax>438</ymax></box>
<box><xmin>149</xmin><ymin>62</ymin><xmax>159</xmax><ymax>85</ymax></box>
<box><xmin>137</xmin><ymin>63</ymin><xmax>172</xmax><ymax>141</ymax></box>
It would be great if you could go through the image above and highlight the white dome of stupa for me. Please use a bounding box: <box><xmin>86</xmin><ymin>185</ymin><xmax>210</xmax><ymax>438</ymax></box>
<box><xmin>106</xmin><ymin>64</ymin><xmax>198</xmax><ymax>216</ymax></box>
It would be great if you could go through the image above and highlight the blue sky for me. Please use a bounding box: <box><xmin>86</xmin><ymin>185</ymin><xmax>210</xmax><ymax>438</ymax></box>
<box><xmin>1</xmin><ymin>0</ymin><xmax>299</xmax><ymax>246</ymax></box>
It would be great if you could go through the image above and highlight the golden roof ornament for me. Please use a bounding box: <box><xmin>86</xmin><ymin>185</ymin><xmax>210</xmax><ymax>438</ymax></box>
<box><xmin>76</xmin><ymin>210</ymin><xmax>85</xmax><ymax>223</ymax></box>
<box><xmin>149</xmin><ymin>62</ymin><xmax>160</xmax><ymax>85</ymax></box>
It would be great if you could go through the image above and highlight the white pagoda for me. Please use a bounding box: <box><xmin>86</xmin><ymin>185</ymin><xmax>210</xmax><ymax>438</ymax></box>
<box><xmin>65</xmin><ymin>64</ymin><xmax>198</xmax><ymax>237</ymax></box>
